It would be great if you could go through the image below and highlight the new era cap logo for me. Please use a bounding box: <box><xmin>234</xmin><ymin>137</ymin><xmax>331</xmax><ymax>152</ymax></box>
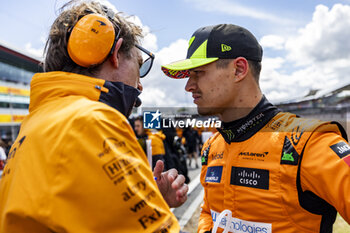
<box><xmin>221</xmin><ymin>44</ymin><xmax>231</xmax><ymax>52</ymax></box>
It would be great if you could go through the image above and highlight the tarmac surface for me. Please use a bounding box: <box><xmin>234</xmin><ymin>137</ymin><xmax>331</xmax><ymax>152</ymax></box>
<box><xmin>172</xmin><ymin>157</ymin><xmax>203</xmax><ymax>231</ymax></box>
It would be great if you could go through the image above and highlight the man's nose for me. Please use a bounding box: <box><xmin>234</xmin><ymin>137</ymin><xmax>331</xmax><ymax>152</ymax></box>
<box><xmin>185</xmin><ymin>76</ymin><xmax>196</xmax><ymax>92</ymax></box>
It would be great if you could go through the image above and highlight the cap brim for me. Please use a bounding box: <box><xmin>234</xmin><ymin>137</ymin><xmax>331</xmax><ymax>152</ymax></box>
<box><xmin>161</xmin><ymin>58</ymin><xmax>218</xmax><ymax>79</ymax></box>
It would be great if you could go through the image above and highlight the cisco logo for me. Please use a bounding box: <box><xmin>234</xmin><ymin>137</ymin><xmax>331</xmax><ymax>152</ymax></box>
<box><xmin>231</xmin><ymin>167</ymin><xmax>269</xmax><ymax>190</ymax></box>
<box><xmin>237</xmin><ymin>170</ymin><xmax>261</xmax><ymax>186</ymax></box>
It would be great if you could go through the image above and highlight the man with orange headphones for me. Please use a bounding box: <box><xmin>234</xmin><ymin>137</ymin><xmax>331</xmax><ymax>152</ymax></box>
<box><xmin>0</xmin><ymin>1</ymin><xmax>187</xmax><ymax>232</ymax></box>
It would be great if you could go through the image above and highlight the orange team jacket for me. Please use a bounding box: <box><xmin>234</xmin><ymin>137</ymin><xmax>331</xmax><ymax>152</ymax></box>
<box><xmin>198</xmin><ymin>96</ymin><xmax>350</xmax><ymax>233</ymax></box>
<box><xmin>147</xmin><ymin>131</ymin><xmax>166</xmax><ymax>156</ymax></box>
<box><xmin>0</xmin><ymin>72</ymin><xmax>179</xmax><ymax>233</ymax></box>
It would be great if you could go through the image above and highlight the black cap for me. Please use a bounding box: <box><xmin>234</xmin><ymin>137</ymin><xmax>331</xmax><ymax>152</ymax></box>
<box><xmin>162</xmin><ymin>24</ymin><xmax>263</xmax><ymax>79</ymax></box>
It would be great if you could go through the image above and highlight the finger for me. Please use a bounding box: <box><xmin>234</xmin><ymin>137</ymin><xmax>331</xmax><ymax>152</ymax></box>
<box><xmin>177</xmin><ymin>195</ymin><xmax>187</xmax><ymax>204</ymax></box>
<box><xmin>171</xmin><ymin>174</ymin><xmax>186</xmax><ymax>189</ymax></box>
<box><xmin>153</xmin><ymin>160</ymin><xmax>164</xmax><ymax>180</ymax></box>
<box><xmin>176</xmin><ymin>183</ymin><xmax>189</xmax><ymax>198</ymax></box>
<box><xmin>175</xmin><ymin>190</ymin><xmax>186</xmax><ymax>205</ymax></box>
<box><xmin>166</xmin><ymin>168</ymin><xmax>178</xmax><ymax>183</ymax></box>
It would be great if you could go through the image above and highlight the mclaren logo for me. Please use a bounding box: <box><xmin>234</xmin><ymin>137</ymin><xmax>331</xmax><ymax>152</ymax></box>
<box><xmin>96</xmin><ymin>20</ymin><xmax>107</xmax><ymax>26</ymax></box>
<box><xmin>91</xmin><ymin>20</ymin><xmax>107</xmax><ymax>34</ymax></box>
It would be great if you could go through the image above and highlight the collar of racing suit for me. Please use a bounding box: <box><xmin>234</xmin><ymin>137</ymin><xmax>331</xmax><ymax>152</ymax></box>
<box><xmin>217</xmin><ymin>95</ymin><xmax>281</xmax><ymax>143</ymax></box>
<box><xmin>29</xmin><ymin>71</ymin><xmax>141</xmax><ymax>118</ymax></box>
<box><xmin>98</xmin><ymin>80</ymin><xmax>141</xmax><ymax>117</ymax></box>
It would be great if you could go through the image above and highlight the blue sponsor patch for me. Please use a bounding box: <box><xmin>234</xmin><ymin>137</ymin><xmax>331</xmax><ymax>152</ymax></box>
<box><xmin>205</xmin><ymin>166</ymin><xmax>223</xmax><ymax>183</ymax></box>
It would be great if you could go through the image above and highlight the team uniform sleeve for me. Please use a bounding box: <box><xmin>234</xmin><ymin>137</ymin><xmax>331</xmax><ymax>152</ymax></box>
<box><xmin>198</xmin><ymin>140</ymin><xmax>213</xmax><ymax>233</ymax></box>
<box><xmin>300</xmin><ymin>124</ymin><xmax>350</xmax><ymax>223</ymax></box>
<box><xmin>48</xmin><ymin>109</ymin><xmax>179</xmax><ymax>233</ymax></box>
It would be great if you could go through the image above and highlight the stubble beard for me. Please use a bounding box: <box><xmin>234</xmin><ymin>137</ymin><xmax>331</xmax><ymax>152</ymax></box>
<box><xmin>197</xmin><ymin>106</ymin><xmax>222</xmax><ymax>117</ymax></box>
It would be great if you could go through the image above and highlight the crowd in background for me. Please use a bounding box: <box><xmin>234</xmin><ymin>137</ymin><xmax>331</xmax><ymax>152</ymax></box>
<box><xmin>130</xmin><ymin>116</ymin><xmax>217</xmax><ymax>184</ymax></box>
<box><xmin>0</xmin><ymin>117</ymin><xmax>216</xmax><ymax>179</ymax></box>
<box><xmin>0</xmin><ymin>139</ymin><xmax>12</xmax><ymax>177</ymax></box>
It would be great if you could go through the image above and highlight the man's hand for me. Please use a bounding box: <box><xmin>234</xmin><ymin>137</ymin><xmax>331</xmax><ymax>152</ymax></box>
<box><xmin>153</xmin><ymin>160</ymin><xmax>188</xmax><ymax>208</ymax></box>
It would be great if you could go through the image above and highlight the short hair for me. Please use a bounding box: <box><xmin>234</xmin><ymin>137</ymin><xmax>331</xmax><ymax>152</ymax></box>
<box><xmin>247</xmin><ymin>60</ymin><xmax>261</xmax><ymax>82</ymax></box>
<box><xmin>216</xmin><ymin>59</ymin><xmax>261</xmax><ymax>83</ymax></box>
<box><xmin>43</xmin><ymin>1</ymin><xmax>142</xmax><ymax>76</ymax></box>
<box><xmin>134</xmin><ymin>115</ymin><xmax>143</xmax><ymax>123</ymax></box>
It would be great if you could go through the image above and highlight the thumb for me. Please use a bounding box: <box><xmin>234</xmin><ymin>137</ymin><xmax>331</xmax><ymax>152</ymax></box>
<box><xmin>153</xmin><ymin>160</ymin><xmax>164</xmax><ymax>179</ymax></box>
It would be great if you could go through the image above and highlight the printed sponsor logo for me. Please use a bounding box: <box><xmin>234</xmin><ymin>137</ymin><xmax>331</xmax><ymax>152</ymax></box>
<box><xmin>212</xmin><ymin>152</ymin><xmax>224</xmax><ymax>160</ymax></box>
<box><xmin>98</xmin><ymin>137</ymin><xmax>128</xmax><ymax>158</ymax></box>
<box><xmin>330</xmin><ymin>141</ymin><xmax>350</xmax><ymax>159</ymax></box>
<box><xmin>201</xmin><ymin>145</ymin><xmax>210</xmax><ymax>165</ymax></box>
<box><xmin>130</xmin><ymin>200</ymin><xmax>147</xmax><ymax>213</ymax></box>
<box><xmin>238</xmin><ymin>152</ymin><xmax>268</xmax><ymax>161</ymax></box>
<box><xmin>230</xmin><ymin>167</ymin><xmax>269</xmax><ymax>190</ymax></box>
<box><xmin>102</xmin><ymin>153</ymin><xmax>140</xmax><ymax>185</ymax></box>
<box><xmin>91</xmin><ymin>20</ymin><xmax>107</xmax><ymax>34</ymax></box>
<box><xmin>211</xmin><ymin>210</ymin><xmax>272</xmax><ymax>233</ymax></box>
<box><xmin>129</xmin><ymin>190</ymin><xmax>157</xmax><ymax>213</ymax></box>
<box><xmin>205</xmin><ymin>166</ymin><xmax>223</xmax><ymax>183</ymax></box>
<box><xmin>7</xmin><ymin>136</ymin><xmax>26</xmax><ymax>160</ymax></box>
<box><xmin>138</xmin><ymin>208</ymin><xmax>162</xmax><ymax>229</ymax></box>
<box><xmin>291</xmin><ymin>125</ymin><xmax>304</xmax><ymax>146</ymax></box>
<box><xmin>222</xmin><ymin>129</ymin><xmax>235</xmax><ymax>141</ymax></box>
<box><xmin>221</xmin><ymin>44</ymin><xmax>232</xmax><ymax>52</ymax></box>
<box><xmin>2</xmin><ymin>136</ymin><xmax>26</xmax><ymax>179</ymax></box>
<box><xmin>267</xmin><ymin>119</ymin><xmax>282</xmax><ymax>130</ymax></box>
<box><xmin>152</xmin><ymin>217</ymin><xmax>174</xmax><ymax>233</ymax></box>
<box><xmin>331</xmin><ymin>141</ymin><xmax>350</xmax><ymax>166</ymax></box>
<box><xmin>237</xmin><ymin>113</ymin><xmax>264</xmax><ymax>134</ymax></box>
<box><xmin>281</xmin><ymin>152</ymin><xmax>294</xmax><ymax>162</ymax></box>
<box><xmin>280</xmin><ymin>136</ymin><xmax>299</xmax><ymax>166</ymax></box>
<box><xmin>122</xmin><ymin>180</ymin><xmax>146</xmax><ymax>202</ymax></box>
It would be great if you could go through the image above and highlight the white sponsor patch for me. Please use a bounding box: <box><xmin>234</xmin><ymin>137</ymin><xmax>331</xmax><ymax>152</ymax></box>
<box><xmin>211</xmin><ymin>210</ymin><xmax>272</xmax><ymax>233</ymax></box>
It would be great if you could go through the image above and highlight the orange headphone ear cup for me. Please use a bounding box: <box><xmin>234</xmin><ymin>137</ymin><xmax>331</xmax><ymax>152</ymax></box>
<box><xmin>67</xmin><ymin>14</ymin><xmax>115</xmax><ymax>67</ymax></box>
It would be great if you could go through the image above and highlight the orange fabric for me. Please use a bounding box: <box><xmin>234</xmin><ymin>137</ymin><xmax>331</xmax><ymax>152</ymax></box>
<box><xmin>0</xmin><ymin>72</ymin><xmax>179</xmax><ymax>233</ymax></box>
<box><xmin>147</xmin><ymin>131</ymin><xmax>166</xmax><ymax>156</ymax></box>
<box><xmin>198</xmin><ymin>112</ymin><xmax>350</xmax><ymax>233</ymax></box>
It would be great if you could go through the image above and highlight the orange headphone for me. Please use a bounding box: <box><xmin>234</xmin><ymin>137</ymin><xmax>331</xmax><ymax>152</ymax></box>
<box><xmin>67</xmin><ymin>8</ymin><xmax>119</xmax><ymax>67</ymax></box>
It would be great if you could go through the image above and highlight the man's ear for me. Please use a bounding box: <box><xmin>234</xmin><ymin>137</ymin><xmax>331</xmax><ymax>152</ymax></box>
<box><xmin>233</xmin><ymin>57</ymin><xmax>248</xmax><ymax>82</ymax></box>
<box><xmin>110</xmin><ymin>38</ymin><xmax>123</xmax><ymax>68</ymax></box>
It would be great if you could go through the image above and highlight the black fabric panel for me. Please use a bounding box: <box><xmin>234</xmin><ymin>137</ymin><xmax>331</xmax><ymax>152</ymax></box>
<box><xmin>98</xmin><ymin>81</ymin><xmax>140</xmax><ymax>117</ymax></box>
<box><xmin>296</xmin><ymin>136</ymin><xmax>337</xmax><ymax>233</ymax></box>
<box><xmin>331</xmin><ymin>121</ymin><xmax>348</xmax><ymax>142</ymax></box>
<box><xmin>186</xmin><ymin>25</ymin><xmax>215</xmax><ymax>59</ymax></box>
<box><xmin>216</xmin><ymin>96</ymin><xmax>281</xmax><ymax>143</ymax></box>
